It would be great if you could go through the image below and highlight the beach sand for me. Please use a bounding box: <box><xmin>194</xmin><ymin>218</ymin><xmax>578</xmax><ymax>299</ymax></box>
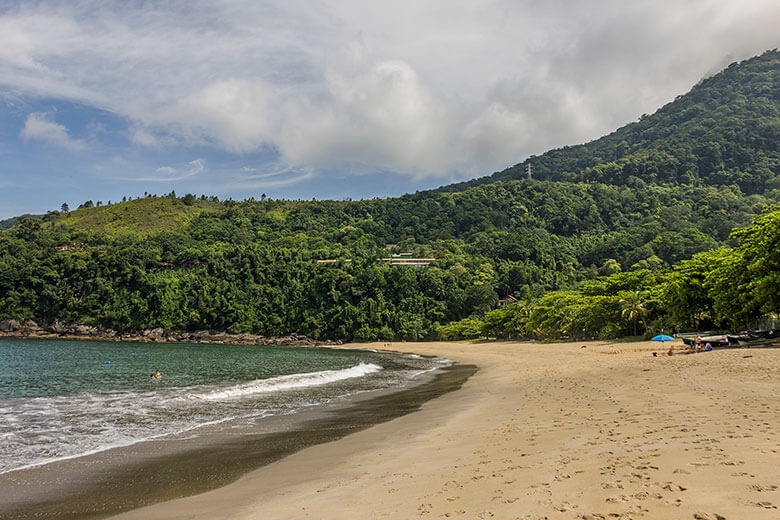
<box><xmin>112</xmin><ymin>340</ymin><xmax>779</xmax><ymax>520</ymax></box>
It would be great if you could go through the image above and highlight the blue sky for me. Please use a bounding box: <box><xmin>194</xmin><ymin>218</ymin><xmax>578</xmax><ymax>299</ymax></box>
<box><xmin>1</xmin><ymin>1</ymin><xmax>779</xmax><ymax>219</ymax></box>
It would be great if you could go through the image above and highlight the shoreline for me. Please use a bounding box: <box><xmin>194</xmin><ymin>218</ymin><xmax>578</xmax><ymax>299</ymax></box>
<box><xmin>0</xmin><ymin>358</ymin><xmax>476</xmax><ymax>520</ymax></box>
<box><xmin>107</xmin><ymin>339</ymin><xmax>779</xmax><ymax>520</ymax></box>
<box><xmin>0</xmin><ymin>321</ymin><xmax>342</xmax><ymax>347</ymax></box>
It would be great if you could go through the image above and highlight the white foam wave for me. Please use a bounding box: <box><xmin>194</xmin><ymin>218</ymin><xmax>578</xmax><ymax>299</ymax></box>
<box><xmin>191</xmin><ymin>363</ymin><xmax>383</xmax><ymax>401</ymax></box>
<box><xmin>0</xmin><ymin>413</ymin><xmax>245</xmax><ymax>475</ymax></box>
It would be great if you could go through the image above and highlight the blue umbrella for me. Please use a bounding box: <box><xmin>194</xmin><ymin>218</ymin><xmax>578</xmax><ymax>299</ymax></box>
<box><xmin>651</xmin><ymin>334</ymin><xmax>675</xmax><ymax>342</ymax></box>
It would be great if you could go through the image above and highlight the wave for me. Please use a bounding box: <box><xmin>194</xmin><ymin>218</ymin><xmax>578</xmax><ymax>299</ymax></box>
<box><xmin>0</xmin><ymin>413</ymin><xmax>247</xmax><ymax>475</ymax></box>
<box><xmin>190</xmin><ymin>363</ymin><xmax>383</xmax><ymax>401</ymax></box>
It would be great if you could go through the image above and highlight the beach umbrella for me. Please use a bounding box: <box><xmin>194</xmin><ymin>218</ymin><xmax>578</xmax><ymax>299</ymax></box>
<box><xmin>651</xmin><ymin>334</ymin><xmax>675</xmax><ymax>342</ymax></box>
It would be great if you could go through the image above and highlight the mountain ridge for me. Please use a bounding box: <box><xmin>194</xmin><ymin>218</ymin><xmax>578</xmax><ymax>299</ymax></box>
<box><xmin>435</xmin><ymin>48</ymin><xmax>780</xmax><ymax>194</ymax></box>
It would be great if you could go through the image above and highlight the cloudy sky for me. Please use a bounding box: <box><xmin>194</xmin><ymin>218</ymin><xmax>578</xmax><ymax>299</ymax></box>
<box><xmin>1</xmin><ymin>0</ymin><xmax>779</xmax><ymax>218</ymax></box>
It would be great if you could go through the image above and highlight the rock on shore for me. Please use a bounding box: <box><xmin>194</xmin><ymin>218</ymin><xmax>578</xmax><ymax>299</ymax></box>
<box><xmin>0</xmin><ymin>319</ymin><xmax>340</xmax><ymax>347</ymax></box>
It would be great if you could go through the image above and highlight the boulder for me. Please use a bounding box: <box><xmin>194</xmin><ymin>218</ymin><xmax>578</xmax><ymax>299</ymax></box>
<box><xmin>22</xmin><ymin>320</ymin><xmax>42</xmax><ymax>331</ymax></box>
<box><xmin>0</xmin><ymin>319</ymin><xmax>21</xmax><ymax>332</ymax></box>
<box><xmin>74</xmin><ymin>324</ymin><xmax>97</xmax><ymax>335</ymax></box>
<box><xmin>144</xmin><ymin>328</ymin><xmax>166</xmax><ymax>338</ymax></box>
<box><xmin>48</xmin><ymin>321</ymin><xmax>68</xmax><ymax>334</ymax></box>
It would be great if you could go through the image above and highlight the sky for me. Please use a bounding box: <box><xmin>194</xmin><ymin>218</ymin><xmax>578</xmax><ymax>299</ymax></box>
<box><xmin>1</xmin><ymin>1</ymin><xmax>779</xmax><ymax>219</ymax></box>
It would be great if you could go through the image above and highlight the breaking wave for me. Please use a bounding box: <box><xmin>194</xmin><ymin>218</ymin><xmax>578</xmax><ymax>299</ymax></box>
<box><xmin>191</xmin><ymin>363</ymin><xmax>383</xmax><ymax>400</ymax></box>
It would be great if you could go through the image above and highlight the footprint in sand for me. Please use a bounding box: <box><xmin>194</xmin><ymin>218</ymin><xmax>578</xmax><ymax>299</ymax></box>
<box><xmin>750</xmin><ymin>484</ymin><xmax>778</xmax><ymax>492</ymax></box>
<box><xmin>666</xmin><ymin>497</ymin><xmax>683</xmax><ymax>507</ymax></box>
<box><xmin>693</xmin><ymin>513</ymin><xmax>727</xmax><ymax>520</ymax></box>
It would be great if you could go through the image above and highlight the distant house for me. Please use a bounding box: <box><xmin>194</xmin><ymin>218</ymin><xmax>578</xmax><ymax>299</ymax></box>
<box><xmin>497</xmin><ymin>295</ymin><xmax>519</xmax><ymax>307</ymax></box>
<box><xmin>377</xmin><ymin>257</ymin><xmax>435</xmax><ymax>267</ymax></box>
<box><xmin>315</xmin><ymin>259</ymin><xmax>352</xmax><ymax>264</ymax></box>
<box><xmin>53</xmin><ymin>243</ymin><xmax>89</xmax><ymax>251</ymax></box>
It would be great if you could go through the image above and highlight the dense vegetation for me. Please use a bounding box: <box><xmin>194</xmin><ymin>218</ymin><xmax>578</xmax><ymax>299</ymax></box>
<box><xmin>1</xmin><ymin>50</ymin><xmax>778</xmax><ymax>340</ymax></box>
<box><xmin>440</xmin><ymin>206</ymin><xmax>779</xmax><ymax>340</ymax></box>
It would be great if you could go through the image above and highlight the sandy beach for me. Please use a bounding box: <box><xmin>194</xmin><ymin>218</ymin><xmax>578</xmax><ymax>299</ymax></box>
<box><xmin>109</xmin><ymin>340</ymin><xmax>779</xmax><ymax>520</ymax></box>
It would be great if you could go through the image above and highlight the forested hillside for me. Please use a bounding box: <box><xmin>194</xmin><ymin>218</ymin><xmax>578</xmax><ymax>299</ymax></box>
<box><xmin>1</xmin><ymin>50</ymin><xmax>778</xmax><ymax>341</ymax></box>
<box><xmin>443</xmin><ymin>49</ymin><xmax>780</xmax><ymax>195</ymax></box>
<box><xmin>440</xmin><ymin>205</ymin><xmax>779</xmax><ymax>340</ymax></box>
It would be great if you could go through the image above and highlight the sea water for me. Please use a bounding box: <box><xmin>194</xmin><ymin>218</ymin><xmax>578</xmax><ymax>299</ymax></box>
<box><xmin>0</xmin><ymin>338</ymin><xmax>447</xmax><ymax>474</ymax></box>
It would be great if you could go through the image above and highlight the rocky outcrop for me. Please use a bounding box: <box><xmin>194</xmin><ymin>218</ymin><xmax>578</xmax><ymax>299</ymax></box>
<box><xmin>49</xmin><ymin>321</ymin><xmax>68</xmax><ymax>334</ymax></box>
<box><xmin>0</xmin><ymin>319</ymin><xmax>21</xmax><ymax>332</ymax></box>
<box><xmin>0</xmin><ymin>319</ymin><xmax>340</xmax><ymax>347</ymax></box>
<box><xmin>22</xmin><ymin>320</ymin><xmax>42</xmax><ymax>331</ymax></box>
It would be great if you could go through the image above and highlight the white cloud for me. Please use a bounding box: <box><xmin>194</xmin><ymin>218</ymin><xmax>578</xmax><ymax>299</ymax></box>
<box><xmin>1</xmin><ymin>1</ymin><xmax>779</xmax><ymax>181</ymax></box>
<box><xmin>278</xmin><ymin>60</ymin><xmax>454</xmax><ymax>176</ymax></box>
<box><xmin>20</xmin><ymin>112</ymin><xmax>86</xmax><ymax>150</ymax></box>
<box><xmin>130</xmin><ymin>128</ymin><xmax>159</xmax><ymax>147</ymax></box>
<box><xmin>123</xmin><ymin>158</ymin><xmax>205</xmax><ymax>182</ymax></box>
<box><xmin>227</xmin><ymin>164</ymin><xmax>314</xmax><ymax>190</ymax></box>
<box><xmin>164</xmin><ymin>78</ymin><xmax>276</xmax><ymax>152</ymax></box>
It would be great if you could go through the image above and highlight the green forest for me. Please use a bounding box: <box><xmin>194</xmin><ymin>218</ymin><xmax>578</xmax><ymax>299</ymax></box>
<box><xmin>1</xmin><ymin>50</ymin><xmax>779</xmax><ymax>341</ymax></box>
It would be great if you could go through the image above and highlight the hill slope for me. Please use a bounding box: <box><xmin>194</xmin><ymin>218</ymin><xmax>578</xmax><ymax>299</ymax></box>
<box><xmin>56</xmin><ymin>197</ymin><xmax>220</xmax><ymax>239</ymax></box>
<box><xmin>441</xmin><ymin>49</ymin><xmax>780</xmax><ymax>194</ymax></box>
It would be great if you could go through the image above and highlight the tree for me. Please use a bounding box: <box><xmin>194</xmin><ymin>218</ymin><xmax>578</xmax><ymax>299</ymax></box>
<box><xmin>599</xmin><ymin>259</ymin><xmax>622</xmax><ymax>276</ymax></box>
<box><xmin>61</xmin><ymin>203</ymin><xmax>69</xmax><ymax>213</ymax></box>
<box><xmin>618</xmin><ymin>290</ymin><xmax>648</xmax><ymax>336</ymax></box>
<box><xmin>729</xmin><ymin>206</ymin><xmax>780</xmax><ymax>317</ymax></box>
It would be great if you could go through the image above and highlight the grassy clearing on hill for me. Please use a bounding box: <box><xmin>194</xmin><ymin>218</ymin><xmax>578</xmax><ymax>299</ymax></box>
<box><xmin>55</xmin><ymin>198</ymin><xmax>220</xmax><ymax>238</ymax></box>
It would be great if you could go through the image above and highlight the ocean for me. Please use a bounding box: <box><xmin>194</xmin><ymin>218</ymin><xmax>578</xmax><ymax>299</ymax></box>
<box><xmin>0</xmin><ymin>337</ymin><xmax>449</xmax><ymax>475</ymax></box>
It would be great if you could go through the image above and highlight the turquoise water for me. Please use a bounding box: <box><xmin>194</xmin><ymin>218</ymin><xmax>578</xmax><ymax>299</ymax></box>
<box><xmin>0</xmin><ymin>338</ymin><xmax>445</xmax><ymax>473</ymax></box>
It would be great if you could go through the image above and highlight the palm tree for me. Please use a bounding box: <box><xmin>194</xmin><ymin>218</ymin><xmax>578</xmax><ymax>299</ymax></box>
<box><xmin>619</xmin><ymin>291</ymin><xmax>649</xmax><ymax>336</ymax></box>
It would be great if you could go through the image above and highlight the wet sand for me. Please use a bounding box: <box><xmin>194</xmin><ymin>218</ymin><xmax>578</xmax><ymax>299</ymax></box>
<box><xmin>108</xmin><ymin>340</ymin><xmax>779</xmax><ymax>520</ymax></box>
<box><xmin>0</xmin><ymin>364</ymin><xmax>476</xmax><ymax>519</ymax></box>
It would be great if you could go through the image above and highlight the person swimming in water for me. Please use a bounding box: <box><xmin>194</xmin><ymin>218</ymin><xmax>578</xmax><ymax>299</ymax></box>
<box><xmin>155</xmin><ymin>370</ymin><xmax>161</xmax><ymax>379</ymax></box>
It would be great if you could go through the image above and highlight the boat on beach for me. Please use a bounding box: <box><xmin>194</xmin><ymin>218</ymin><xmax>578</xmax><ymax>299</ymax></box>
<box><xmin>680</xmin><ymin>330</ymin><xmax>779</xmax><ymax>349</ymax></box>
<box><xmin>725</xmin><ymin>329</ymin><xmax>780</xmax><ymax>347</ymax></box>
